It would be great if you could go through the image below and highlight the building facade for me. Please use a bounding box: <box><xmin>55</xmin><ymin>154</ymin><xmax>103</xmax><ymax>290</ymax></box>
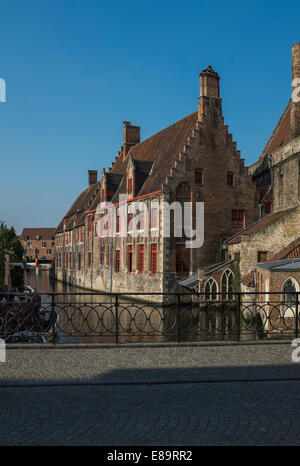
<box><xmin>55</xmin><ymin>66</ymin><xmax>257</xmax><ymax>296</ymax></box>
<box><xmin>200</xmin><ymin>43</ymin><xmax>300</xmax><ymax>299</ymax></box>
<box><xmin>21</xmin><ymin>228</ymin><xmax>56</xmax><ymax>263</ymax></box>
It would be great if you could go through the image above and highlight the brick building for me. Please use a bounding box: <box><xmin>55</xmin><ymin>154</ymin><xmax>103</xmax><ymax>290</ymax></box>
<box><xmin>55</xmin><ymin>65</ymin><xmax>256</xmax><ymax>297</ymax></box>
<box><xmin>21</xmin><ymin>228</ymin><xmax>56</xmax><ymax>263</ymax></box>
<box><xmin>199</xmin><ymin>43</ymin><xmax>300</xmax><ymax>300</ymax></box>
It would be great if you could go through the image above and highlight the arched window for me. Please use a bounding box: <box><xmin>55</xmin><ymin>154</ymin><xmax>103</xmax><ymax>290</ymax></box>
<box><xmin>281</xmin><ymin>277</ymin><xmax>300</xmax><ymax>317</ymax></box>
<box><xmin>221</xmin><ymin>269</ymin><xmax>234</xmax><ymax>300</ymax></box>
<box><xmin>205</xmin><ymin>278</ymin><xmax>218</xmax><ymax>301</ymax></box>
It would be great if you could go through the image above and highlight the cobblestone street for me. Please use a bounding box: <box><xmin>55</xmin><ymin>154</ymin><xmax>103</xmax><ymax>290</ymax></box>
<box><xmin>1</xmin><ymin>342</ymin><xmax>300</xmax><ymax>445</ymax></box>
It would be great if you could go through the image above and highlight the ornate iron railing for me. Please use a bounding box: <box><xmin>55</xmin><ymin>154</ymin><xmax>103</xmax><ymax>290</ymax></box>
<box><xmin>0</xmin><ymin>291</ymin><xmax>299</xmax><ymax>343</ymax></box>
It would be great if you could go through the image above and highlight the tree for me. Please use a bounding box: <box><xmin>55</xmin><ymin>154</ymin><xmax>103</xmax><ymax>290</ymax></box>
<box><xmin>0</xmin><ymin>221</ymin><xmax>24</xmax><ymax>289</ymax></box>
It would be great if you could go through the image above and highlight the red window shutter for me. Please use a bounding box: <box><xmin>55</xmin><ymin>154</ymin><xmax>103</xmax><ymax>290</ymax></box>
<box><xmin>232</xmin><ymin>209</ymin><xmax>245</xmax><ymax>230</ymax></box>
<box><xmin>101</xmin><ymin>189</ymin><xmax>105</xmax><ymax>202</ymax></box>
<box><xmin>128</xmin><ymin>245</ymin><xmax>133</xmax><ymax>273</ymax></box>
<box><xmin>138</xmin><ymin>245</ymin><xmax>144</xmax><ymax>274</ymax></box>
<box><xmin>116</xmin><ymin>250</ymin><xmax>120</xmax><ymax>272</ymax></box>
<box><xmin>88</xmin><ymin>216</ymin><xmax>93</xmax><ymax>238</ymax></box>
<box><xmin>176</xmin><ymin>247</ymin><xmax>190</xmax><ymax>276</ymax></box>
<box><xmin>128</xmin><ymin>213</ymin><xmax>134</xmax><ymax>232</ymax></box>
<box><xmin>151</xmin><ymin>244</ymin><xmax>157</xmax><ymax>276</ymax></box>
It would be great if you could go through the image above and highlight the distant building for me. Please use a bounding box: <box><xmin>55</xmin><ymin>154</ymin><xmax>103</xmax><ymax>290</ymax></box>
<box><xmin>20</xmin><ymin>228</ymin><xmax>56</xmax><ymax>263</ymax></box>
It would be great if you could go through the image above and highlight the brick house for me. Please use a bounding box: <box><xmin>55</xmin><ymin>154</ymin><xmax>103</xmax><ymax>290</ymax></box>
<box><xmin>21</xmin><ymin>228</ymin><xmax>56</xmax><ymax>263</ymax></box>
<box><xmin>188</xmin><ymin>43</ymin><xmax>300</xmax><ymax>299</ymax></box>
<box><xmin>55</xmin><ymin>65</ymin><xmax>256</xmax><ymax>297</ymax></box>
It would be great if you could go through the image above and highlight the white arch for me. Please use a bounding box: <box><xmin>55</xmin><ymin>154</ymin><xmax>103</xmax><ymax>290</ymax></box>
<box><xmin>281</xmin><ymin>277</ymin><xmax>300</xmax><ymax>317</ymax></box>
<box><xmin>204</xmin><ymin>278</ymin><xmax>218</xmax><ymax>301</ymax></box>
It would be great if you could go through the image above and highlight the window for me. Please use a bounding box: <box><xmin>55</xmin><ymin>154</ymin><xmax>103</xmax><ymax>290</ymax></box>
<box><xmin>47</xmin><ymin>249</ymin><xmax>52</xmax><ymax>255</ymax></box>
<box><xmin>221</xmin><ymin>269</ymin><xmax>233</xmax><ymax>300</ymax></box>
<box><xmin>42</xmin><ymin>242</ymin><xmax>46</xmax><ymax>248</ymax></box>
<box><xmin>232</xmin><ymin>209</ymin><xmax>245</xmax><ymax>230</ymax></box>
<box><xmin>151</xmin><ymin>208</ymin><xmax>158</xmax><ymax>229</ymax></box>
<box><xmin>227</xmin><ymin>172</ymin><xmax>234</xmax><ymax>186</ymax></box>
<box><xmin>128</xmin><ymin>177</ymin><xmax>133</xmax><ymax>194</ymax></box>
<box><xmin>94</xmin><ymin>221</ymin><xmax>98</xmax><ymax>237</ymax></box>
<box><xmin>257</xmin><ymin>251</ymin><xmax>268</xmax><ymax>263</ymax></box>
<box><xmin>106</xmin><ymin>246</ymin><xmax>111</xmax><ymax>267</ymax></box>
<box><xmin>138</xmin><ymin>245</ymin><xmax>144</xmax><ymax>274</ymax></box>
<box><xmin>101</xmin><ymin>189</ymin><xmax>105</xmax><ymax>202</ymax></box>
<box><xmin>205</xmin><ymin>279</ymin><xmax>218</xmax><ymax>301</ymax></box>
<box><xmin>281</xmin><ymin>278</ymin><xmax>300</xmax><ymax>317</ymax></box>
<box><xmin>78</xmin><ymin>253</ymin><xmax>82</xmax><ymax>270</ymax></box>
<box><xmin>128</xmin><ymin>245</ymin><xmax>133</xmax><ymax>273</ymax></box>
<box><xmin>116</xmin><ymin>215</ymin><xmax>120</xmax><ymax>233</ymax></box>
<box><xmin>70</xmin><ymin>252</ymin><xmax>72</xmax><ymax>268</ymax></box>
<box><xmin>100</xmin><ymin>246</ymin><xmax>105</xmax><ymax>265</ymax></box>
<box><xmin>128</xmin><ymin>213</ymin><xmax>134</xmax><ymax>232</ymax></box>
<box><xmin>116</xmin><ymin>250</ymin><xmax>120</xmax><ymax>272</ymax></box>
<box><xmin>151</xmin><ymin>244</ymin><xmax>157</xmax><ymax>276</ymax></box>
<box><xmin>80</xmin><ymin>226</ymin><xmax>84</xmax><ymax>242</ymax></box>
<box><xmin>88</xmin><ymin>252</ymin><xmax>92</xmax><ymax>267</ymax></box>
<box><xmin>138</xmin><ymin>211</ymin><xmax>144</xmax><ymax>231</ymax></box>
<box><xmin>88</xmin><ymin>216</ymin><xmax>93</xmax><ymax>238</ymax></box>
<box><xmin>195</xmin><ymin>169</ymin><xmax>203</xmax><ymax>185</ymax></box>
<box><xmin>176</xmin><ymin>247</ymin><xmax>190</xmax><ymax>276</ymax></box>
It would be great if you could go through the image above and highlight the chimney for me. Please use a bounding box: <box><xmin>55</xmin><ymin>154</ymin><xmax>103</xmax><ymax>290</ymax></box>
<box><xmin>88</xmin><ymin>169</ymin><xmax>98</xmax><ymax>187</ymax></box>
<box><xmin>123</xmin><ymin>121</ymin><xmax>140</xmax><ymax>157</ymax></box>
<box><xmin>291</xmin><ymin>43</ymin><xmax>300</xmax><ymax>140</ymax></box>
<box><xmin>198</xmin><ymin>66</ymin><xmax>222</xmax><ymax>121</ymax></box>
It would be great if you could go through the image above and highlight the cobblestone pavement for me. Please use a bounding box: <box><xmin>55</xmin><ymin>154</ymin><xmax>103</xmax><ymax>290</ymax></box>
<box><xmin>0</xmin><ymin>343</ymin><xmax>300</xmax><ymax>445</ymax></box>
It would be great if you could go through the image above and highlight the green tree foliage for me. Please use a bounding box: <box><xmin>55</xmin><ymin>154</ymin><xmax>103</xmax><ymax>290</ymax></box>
<box><xmin>0</xmin><ymin>221</ymin><xmax>24</xmax><ymax>289</ymax></box>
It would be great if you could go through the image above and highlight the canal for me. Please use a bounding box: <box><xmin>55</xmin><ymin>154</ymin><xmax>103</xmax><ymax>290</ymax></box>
<box><xmin>23</xmin><ymin>268</ymin><xmax>258</xmax><ymax>344</ymax></box>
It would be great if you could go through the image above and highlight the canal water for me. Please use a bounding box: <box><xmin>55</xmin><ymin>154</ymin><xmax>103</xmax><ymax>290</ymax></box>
<box><xmin>24</xmin><ymin>268</ymin><xmax>255</xmax><ymax>344</ymax></box>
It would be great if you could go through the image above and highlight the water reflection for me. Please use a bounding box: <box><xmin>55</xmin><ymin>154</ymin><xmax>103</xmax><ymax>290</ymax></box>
<box><xmin>25</xmin><ymin>268</ymin><xmax>259</xmax><ymax>344</ymax></box>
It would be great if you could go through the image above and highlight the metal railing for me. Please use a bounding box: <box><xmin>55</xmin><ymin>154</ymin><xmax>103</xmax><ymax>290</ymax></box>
<box><xmin>0</xmin><ymin>291</ymin><xmax>299</xmax><ymax>344</ymax></box>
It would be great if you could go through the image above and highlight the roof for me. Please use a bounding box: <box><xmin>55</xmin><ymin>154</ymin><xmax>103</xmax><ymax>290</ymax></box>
<box><xmin>267</xmin><ymin>237</ymin><xmax>300</xmax><ymax>261</ymax></box>
<box><xmin>259</xmin><ymin>100</ymin><xmax>291</xmax><ymax>160</ymax></box>
<box><xmin>257</xmin><ymin>257</ymin><xmax>300</xmax><ymax>271</ymax></box>
<box><xmin>202</xmin><ymin>260</ymin><xmax>234</xmax><ymax>276</ymax></box>
<box><xmin>56</xmin><ymin>182</ymin><xmax>100</xmax><ymax>233</ymax></box>
<box><xmin>21</xmin><ymin>228</ymin><xmax>56</xmax><ymax>240</ymax></box>
<box><xmin>241</xmin><ymin>237</ymin><xmax>300</xmax><ymax>288</ymax></box>
<box><xmin>178</xmin><ymin>271</ymin><xmax>199</xmax><ymax>291</ymax></box>
<box><xmin>110</xmin><ymin>111</ymin><xmax>198</xmax><ymax>195</ymax></box>
<box><xmin>226</xmin><ymin>208</ymin><xmax>295</xmax><ymax>245</ymax></box>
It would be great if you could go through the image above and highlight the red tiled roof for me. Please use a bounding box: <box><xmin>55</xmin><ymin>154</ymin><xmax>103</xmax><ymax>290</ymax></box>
<box><xmin>267</xmin><ymin>237</ymin><xmax>300</xmax><ymax>261</ymax></box>
<box><xmin>227</xmin><ymin>209</ymin><xmax>294</xmax><ymax>244</ymax></box>
<box><xmin>110</xmin><ymin>112</ymin><xmax>198</xmax><ymax>195</ymax></box>
<box><xmin>21</xmin><ymin>228</ymin><xmax>56</xmax><ymax>240</ymax></box>
<box><xmin>259</xmin><ymin>100</ymin><xmax>291</xmax><ymax>160</ymax></box>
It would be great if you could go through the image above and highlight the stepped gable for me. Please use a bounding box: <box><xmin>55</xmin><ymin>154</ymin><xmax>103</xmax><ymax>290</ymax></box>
<box><xmin>110</xmin><ymin>111</ymin><xmax>198</xmax><ymax>196</ymax></box>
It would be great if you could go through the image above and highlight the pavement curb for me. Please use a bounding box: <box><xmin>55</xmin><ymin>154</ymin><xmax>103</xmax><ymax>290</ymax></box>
<box><xmin>6</xmin><ymin>340</ymin><xmax>293</xmax><ymax>350</ymax></box>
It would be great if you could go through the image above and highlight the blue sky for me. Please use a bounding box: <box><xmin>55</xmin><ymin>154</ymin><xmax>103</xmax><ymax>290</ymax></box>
<box><xmin>0</xmin><ymin>0</ymin><xmax>299</xmax><ymax>233</ymax></box>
